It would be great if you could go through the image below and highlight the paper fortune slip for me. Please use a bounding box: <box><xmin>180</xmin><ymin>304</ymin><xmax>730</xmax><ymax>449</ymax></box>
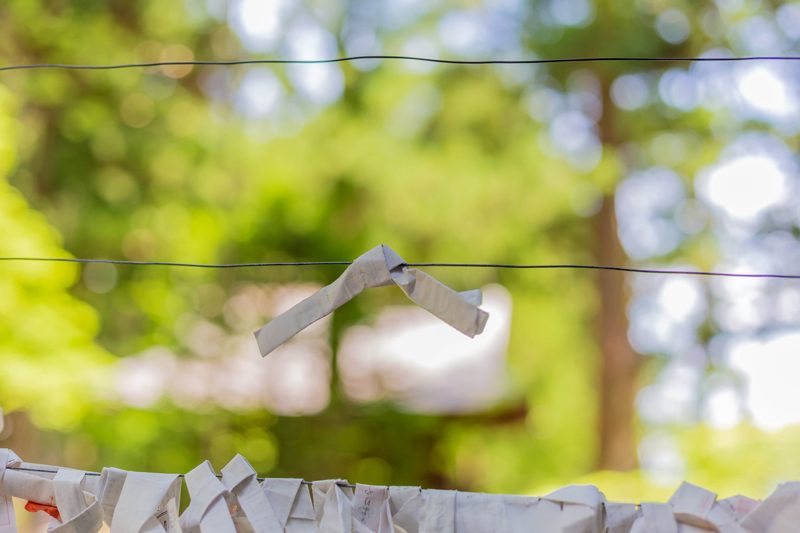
<box><xmin>254</xmin><ymin>244</ymin><xmax>490</xmax><ymax>357</ymax></box>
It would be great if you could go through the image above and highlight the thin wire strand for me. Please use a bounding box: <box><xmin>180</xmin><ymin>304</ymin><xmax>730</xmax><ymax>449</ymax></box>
<box><xmin>2</xmin><ymin>55</ymin><xmax>800</xmax><ymax>72</ymax></box>
<box><xmin>7</xmin><ymin>465</ymin><xmax>355</xmax><ymax>488</ymax></box>
<box><xmin>0</xmin><ymin>256</ymin><xmax>797</xmax><ymax>278</ymax></box>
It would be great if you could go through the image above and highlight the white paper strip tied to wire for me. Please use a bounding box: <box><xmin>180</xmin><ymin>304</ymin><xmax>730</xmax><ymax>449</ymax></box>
<box><xmin>47</xmin><ymin>469</ymin><xmax>103</xmax><ymax>532</ymax></box>
<box><xmin>313</xmin><ymin>482</ymin><xmax>396</xmax><ymax>533</ymax></box>
<box><xmin>253</xmin><ymin>245</ymin><xmax>490</xmax><ymax>357</ymax></box>
<box><xmin>261</xmin><ymin>477</ymin><xmax>315</xmax><ymax>531</ymax></box>
<box><xmin>104</xmin><ymin>469</ymin><xmax>181</xmax><ymax>533</ymax></box>
<box><xmin>388</xmin><ymin>486</ymin><xmax>422</xmax><ymax>532</ymax></box>
<box><xmin>352</xmin><ymin>485</ymin><xmax>393</xmax><ymax>533</ymax></box>
<box><xmin>7</xmin><ymin>449</ymin><xmax>800</xmax><ymax>532</ymax></box>
<box><xmin>316</xmin><ymin>480</ymin><xmax>355</xmax><ymax>533</ymax></box>
<box><xmin>0</xmin><ymin>450</ymin><xmax>19</xmax><ymax>533</ymax></box>
<box><xmin>221</xmin><ymin>454</ymin><xmax>277</xmax><ymax>531</ymax></box>
<box><xmin>221</xmin><ymin>453</ymin><xmax>314</xmax><ymax>532</ymax></box>
<box><xmin>180</xmin><ymin>461</ymin><xmax>237</xmax><ymax>532</ymax></box>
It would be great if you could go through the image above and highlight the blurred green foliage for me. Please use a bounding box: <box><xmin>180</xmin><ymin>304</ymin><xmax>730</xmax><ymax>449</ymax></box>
<box><xmin>0</xmin><ymin>84</ymin><xmax>111</xmax><ymax>430</ymax></box>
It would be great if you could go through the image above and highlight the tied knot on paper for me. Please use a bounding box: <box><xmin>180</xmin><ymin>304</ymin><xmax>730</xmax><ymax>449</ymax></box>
<box><xmin>254</xmin><ymin>244</ymin><xmax>490</xmax><ymax>357</ymax></box>
<box><xmin>7</xmin><ymin>448</ymin><xmax>800</xmax><ymax>532</ymax></box>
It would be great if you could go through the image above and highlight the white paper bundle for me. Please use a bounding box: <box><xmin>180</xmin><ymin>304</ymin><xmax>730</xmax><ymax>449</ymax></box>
<box><xmin>0</xmin><ymin>450</ymin><xmax>18</xmax><ymax>533</ymax></box>
<box><xmin>108</xmin><ymin>470</ymin><xmax>181</xmax><ymax>532</ymax></box>
<box><xmin>261</xmin><ymin>478</ymin><xmax>315</xmax><ymax>532</ymax></box>
<box><xmin>352</xmin><ymin>485</ymin><xmax>393</xmax><ymax>533</ymax></box>
<box><xmin>47</xmin><ymin>469</ymin><xmax>103</xmax><ymax>532</ymax></box>
<box><xmin>221</xmin><ymin>454</ymin><xmax>281</xmax><ymax>532</ymax></box>
<box><xmin>388</xmin><ymin>486</ymin><xmax>423</xmax><ymax>533</ymax></box>
<box><xmin>253</xmin><ymin>245</ymin><xmax>489</xmax><ymax>357</ymax></box>
<box><xmin>179</xmin><ymin>461</ymin><xmax>236</xmax><ymax>532</ymax></box>
<box><xmin>6</xmin><ymin>448</ymin><xmax>800</xmax><ymax>532</ymax></box>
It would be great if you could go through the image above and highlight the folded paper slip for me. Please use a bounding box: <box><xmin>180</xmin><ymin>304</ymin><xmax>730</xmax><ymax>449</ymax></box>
<box><xmin>9</xmin><ymin>449</ymin><xmax>800</xmax><ymax>533</ymax></box>
<box><xmin>254</xmin><ymin>244</ymin><xmax>490</xmax><ymax>357</ymax></box>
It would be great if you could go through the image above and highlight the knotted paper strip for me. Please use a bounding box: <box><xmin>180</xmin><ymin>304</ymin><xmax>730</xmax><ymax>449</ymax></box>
<box><xmin>740</xmin><ymin>482</ymin><xmax>800</xmax><ymax>533</ymax></box>
<box><xmin>48</xmin><ymin>469</ymin><xmax>103</xmax><ymax>533</ymax></box>
<box><xmin>0</xmin><ymin>450</ymin><xmax>19</xmax><ymax>533</ymax></box>
<box><xmin>221</xmin><ymin>454</ymin><xmax>281</xmax><ymax>532</ymax></box>
<box><xmin>388</xmin><ymin>486</ymin><xmax>423</xmax><ymax>533</ymax></box>
<box><xmin>419</xmin><ymin>489</ymin><xmax>456</xmax><ymax>533</ymax></box>
<box><xmin>179</xmin><ymin>461</ymin><xmax>236</xmax><ymax>533</ymax></box>
<box><xmin>0</xmin><ymin>458</ymin><xmax>56</xmax><ymax>508</ymax></box>
<box><xmin>253</xmin><ymin>245</ymin><xmax>489</xmax><ymax>356</ymax></box>
<box><xmin>631</xmin><ymin>503</ymin><xmax>678</xmax><ymax>533</ymax></box>
<box><xmin>668</xmin><ymin>481</ymin><xmax>747</xmax><ymax>532</ymax></box>
<box><xmin>108</xmin><ymin>470</ymin><xmax>181</xmax><ymax>533</ymax></box>
<box><xmin>500</xmin><ymin>494</ymin><xmax>543</xmax><ymax>532</ymax></box>
<box><xmin>11</xmin><ymin>448</ymin><xmax>800</xmax><ymax>532</ymax></box>
<box><xmin>543</xmin><ymin>484</ymin><xmax>605</xmax><ymax>532</ymax></box>
<box><xmin>605</xmin><ymin>502</ymin><xmax>638</xmax><ymax>533</ymax></box>
<box><xmin>351</xmin><ymin>485</ymin><xmax>393</xmax><ymax>533</ymax></box>
<box><xmin>260</xmin><ymin>478</ymin><xmax>314</xmax><ymax>532</ymax></box>
<box><xmin>98</xmin><ymin>468</ymin><xmax>126</xmax><ymax>527</ymax></box>
<box><xmin>453</xmin><ymin>492</ymin><xmax>511</xmax><ymax>533</ymax></box>
<box><xmin>315</xmin><ymin>481</ymin><xmax>354</xmax><ymax>533</ymax></box>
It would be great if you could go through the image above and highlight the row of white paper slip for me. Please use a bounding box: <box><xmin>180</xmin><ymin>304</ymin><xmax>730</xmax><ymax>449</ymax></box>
<box><xmin>1</xmin><ymin>448</ymin><xmax>798</xmax><ymax>532</ymax></box>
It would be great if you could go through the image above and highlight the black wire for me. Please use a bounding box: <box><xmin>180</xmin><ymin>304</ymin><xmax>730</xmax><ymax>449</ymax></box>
<box><xmin>1</xmin><ymin>55</ymin><xmax>800</xmax><ymax>72</ymax></box>
<box><xmin>0</xmin><ymin>256</ymin><xmax>797</xmax><ymax>278</ymax></box>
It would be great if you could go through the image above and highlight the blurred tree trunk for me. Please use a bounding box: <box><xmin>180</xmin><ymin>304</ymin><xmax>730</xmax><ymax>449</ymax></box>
<box><xmin>595</xmin><ymin>80</ymin><xmax>639</xmax><ymax>471</ymax></box>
